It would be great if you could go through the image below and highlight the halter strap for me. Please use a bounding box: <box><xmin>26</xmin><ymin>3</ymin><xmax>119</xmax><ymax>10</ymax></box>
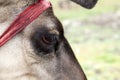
<box><xmin>0</xmin><ymin>0</ymin><xmax>51</xmax><ymax>47</ymax></box>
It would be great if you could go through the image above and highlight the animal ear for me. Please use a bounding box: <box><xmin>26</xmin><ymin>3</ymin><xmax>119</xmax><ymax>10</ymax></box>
<box><xmin>70</xmin><ymin>0</ymin><xmax>98</xmax><ymax>9</ymax></box>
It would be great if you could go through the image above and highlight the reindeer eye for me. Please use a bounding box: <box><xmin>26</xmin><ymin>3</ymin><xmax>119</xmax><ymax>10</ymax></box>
<box><xmin>42</xmin><ymin>34</ymin><xmax>58</xmax><ymax>45</ymax></box>
<box><xmin>31</xmin><ymin>32</ymin><xmax>59</xmax><ymax>55</ymax></box>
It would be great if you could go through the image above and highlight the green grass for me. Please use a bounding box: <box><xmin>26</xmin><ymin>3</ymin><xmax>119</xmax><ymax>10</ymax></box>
<box><xmin>66</xmin><ymin>24</ymin><xmax>120</xmax><ymax>80</ymax></box>
<box><xmin>51</xmin><ymin>0</ymin><xmax>120</xmax><ymax>80</ymax></box>
<box><xmin>51</xmin><ymin>0</ymin><xmax>120</xmax><ymax>20</ymax></box>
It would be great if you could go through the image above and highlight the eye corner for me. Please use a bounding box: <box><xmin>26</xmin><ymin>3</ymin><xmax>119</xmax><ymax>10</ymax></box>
<box><xmin>41</xmin><ymin>33</ymin><xmax>59</xmax><ymax>45</ymax></box>
<box><xmin>31</xmin><ymin>31</ymin><xmax>60</xmax><ymax>55</ymax></box>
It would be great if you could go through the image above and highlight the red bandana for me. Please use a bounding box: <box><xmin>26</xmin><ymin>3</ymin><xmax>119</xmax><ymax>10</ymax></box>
<box><xmin>0</xmin><ymin>0</ymin><xmax>51</xmax><ymax>47</ymax></box>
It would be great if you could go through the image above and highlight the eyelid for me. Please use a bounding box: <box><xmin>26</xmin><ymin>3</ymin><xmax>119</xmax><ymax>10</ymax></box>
<box><xmin>42</xmin><ymin>36</ymin><xmax>51</xmax><ymax>44</ymax></box>
<box><xmin>42</xmin><ymin>34</ymin><xmax>58</xmax><ymax>45</ymax></box>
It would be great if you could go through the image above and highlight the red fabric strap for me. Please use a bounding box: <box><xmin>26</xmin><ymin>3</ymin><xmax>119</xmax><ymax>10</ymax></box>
<box><xmin>0</xmin><ymin>0</ymin><xmax>51</xmax><ymax>47</ymax></box>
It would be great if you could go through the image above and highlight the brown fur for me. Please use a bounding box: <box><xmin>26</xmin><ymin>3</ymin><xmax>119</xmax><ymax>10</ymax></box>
<box><xmin>0</xmin><ymin>0</ymin><xmax>97</xmax><ymax>80</ymax></box>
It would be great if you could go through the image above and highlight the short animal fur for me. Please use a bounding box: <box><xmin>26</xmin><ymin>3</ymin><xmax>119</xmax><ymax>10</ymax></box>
<box><xmin>0</xmin><ymin>0</ymin><xmax>97</xmax><ymax>80</ymax></box>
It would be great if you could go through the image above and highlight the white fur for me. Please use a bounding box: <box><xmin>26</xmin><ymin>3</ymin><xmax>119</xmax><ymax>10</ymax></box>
<box><xmin>0</xmin><ymin>22</ymin><xmax>36</xmax><ymax>80</ymax></box>
<box><xmin>0</xmin><ymin>22</ymin><xmax>57</xmax><ymax>80</ymax></box>
<box><xmin>0</xmin><ymin>0</ymin><xmax>57</xmax><ymax>79</ymax></box>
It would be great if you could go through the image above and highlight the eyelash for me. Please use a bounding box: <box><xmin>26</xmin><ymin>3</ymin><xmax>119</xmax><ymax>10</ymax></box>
<box><xmin>42</xmin><ymin>34</ymin><xmax>58</xmax><ymax>45</ymax></box>
<box><xmin>31</xmin><ymin>31</ymin><xmax>60</xmax><ymax>54</ymax></box>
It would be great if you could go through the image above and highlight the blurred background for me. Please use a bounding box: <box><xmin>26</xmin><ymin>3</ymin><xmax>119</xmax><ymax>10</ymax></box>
<box><xmin>51</xmin><ymin>0</ymin><xmax>120</xmax><ymax>80</ymax></box>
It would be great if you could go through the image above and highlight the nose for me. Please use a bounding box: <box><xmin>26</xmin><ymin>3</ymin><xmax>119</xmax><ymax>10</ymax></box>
<box><xmin>71</xmin><ymin>0</ymin><xmax>98</xmax><ymax>9</ymax></box>
<box><xmin>56</xmin><ymin>38</ymin><xmax>87</xmax><ymax>80</ymax></box>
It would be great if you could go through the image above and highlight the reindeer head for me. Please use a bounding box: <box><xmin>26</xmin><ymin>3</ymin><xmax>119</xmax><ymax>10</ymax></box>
<box><xmin>0</xmin><ymin>0</ymin><xmax>97</xmax><ymax>80</ymax></box>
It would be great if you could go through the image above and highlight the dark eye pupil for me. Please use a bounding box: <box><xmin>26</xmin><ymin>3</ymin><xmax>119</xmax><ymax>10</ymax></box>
<box><xmin>42</xmin><ymin>34</ymin><xmax>57</xmax><ymax>44</ymax></box>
